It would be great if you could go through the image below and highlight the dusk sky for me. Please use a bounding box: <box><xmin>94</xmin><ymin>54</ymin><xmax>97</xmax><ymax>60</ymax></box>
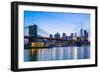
<box><xmin>24</xmin><ymin>11</ymin><xmax>90</xmax><ymax>37</ymax></box>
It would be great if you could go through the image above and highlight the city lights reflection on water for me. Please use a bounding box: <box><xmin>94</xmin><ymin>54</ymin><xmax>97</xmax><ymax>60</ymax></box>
<box><xmin>24</xmin><ymin>46</ymin><xmax>90</xmax><ymax>62</ymax></box>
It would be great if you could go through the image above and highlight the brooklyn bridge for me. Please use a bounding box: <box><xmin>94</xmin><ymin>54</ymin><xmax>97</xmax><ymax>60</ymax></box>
<box><xmin>24</xmin><ymin>24</ymin><xmax>90</xmax><ymax>49</ymax></box>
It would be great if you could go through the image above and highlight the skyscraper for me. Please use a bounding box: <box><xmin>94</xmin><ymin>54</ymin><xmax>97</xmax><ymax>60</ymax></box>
<box><xmin>73</xmin><ymin>33</ymin><xmax>77</xmax><ymax>41</ymax></box>
<box><xmin>49</xmin><ymin>34</ymin><xmax>53</xmax><ymax>38</ymax></box>
<box><xmin>62</xmin><ymin>33</ymin><xmax>66</xmax><ymax>38</ymax></box>
<box><xmin>69</xmin><ymin>33</ymin><xmax>74</xmax><ymax>40</ymax></box>
<box><xmin>84</xmin><ymin>30</ymin><xmax>88</xmax><ymax>40</ymax></box>
<box><xmin>54</xmin><ymin>32</ymin><xmax>60</xmax><ymax>39</ymax></box>
<box><xmin>80</xmin><ymin>29</ymin><xmax>83</xmax><ymax>38</ymax></box>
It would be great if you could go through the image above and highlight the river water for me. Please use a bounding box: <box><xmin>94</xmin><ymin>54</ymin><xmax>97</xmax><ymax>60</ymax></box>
<box><xmin>24</xmin><ymin>46</ymin><xmax>90</xmax><ymax>62</ymax></box>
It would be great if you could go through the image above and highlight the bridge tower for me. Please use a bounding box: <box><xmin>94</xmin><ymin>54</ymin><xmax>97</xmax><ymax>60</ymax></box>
<box><xmin>29</xmin><ymin>25</ymin><xmax>38</xmax><ymax>45</ymax></box>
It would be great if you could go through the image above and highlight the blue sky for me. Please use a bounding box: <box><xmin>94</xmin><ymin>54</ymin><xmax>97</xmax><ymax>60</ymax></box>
<box><xmin>24</xmin><ymin>11</ymin><xmax>90</xmax><ymax>37</ymax></box>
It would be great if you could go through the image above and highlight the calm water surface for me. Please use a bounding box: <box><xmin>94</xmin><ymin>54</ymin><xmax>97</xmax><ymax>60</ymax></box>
<box><xmin>24</xmin><ymin>46</ymin><xmax>90</xmax><ymax>62</ymax></box>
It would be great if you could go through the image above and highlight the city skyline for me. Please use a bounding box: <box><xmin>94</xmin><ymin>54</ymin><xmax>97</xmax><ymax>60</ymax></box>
<box><xmin>24</xmin><ymin>11</ymin><xmax>90</xmax><ymax>36</ymax></box>
<box><xmin>24</xmin><ymin>11</ymin><xmax>91</xmax><ymax>62</ymax></box>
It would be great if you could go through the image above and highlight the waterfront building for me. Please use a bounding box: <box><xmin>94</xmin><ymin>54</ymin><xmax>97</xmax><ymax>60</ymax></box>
<box><xmin>54</xmin><ymin>32</ymin><xmax>60</xmax><ymax>39</ymax></box>
<box><xmin>80</xmin><ymin>29</ymin><xmax>83</xmax><ymax>38</ymax></box>
<box><xmin>69</xmin><ymin>33</ymin><xmax>74</xmax><ymax>40</ymax></box>
<box><xmin>84</xmin><ymin>30</ymin><xmax>88</xmax><ymax>40</ymax></box>
<box><xmin>49</xmin><ymin>34</ymin><xmax>53</xmax><ymax>38</ymax></box>
<box><xmin>62</xmin><ymin>33</ymin><xmax>66</xmax><ymax>39</ymax></box>
<box><xmin>73</xmin><ymin>33</ymin><xmax>77</xmax><ymax>41</ymax></box>
<box><xmin>66</xmin><ymin>36</ymin><xmax>69</xmax><ymax>40</ymax></box>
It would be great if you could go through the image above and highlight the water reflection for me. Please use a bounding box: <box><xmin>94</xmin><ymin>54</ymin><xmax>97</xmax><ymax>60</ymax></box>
<box><xmin>24</xmin><ymin>46</ymin><xmax>90</xmax><ymax>62</ymax></box>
